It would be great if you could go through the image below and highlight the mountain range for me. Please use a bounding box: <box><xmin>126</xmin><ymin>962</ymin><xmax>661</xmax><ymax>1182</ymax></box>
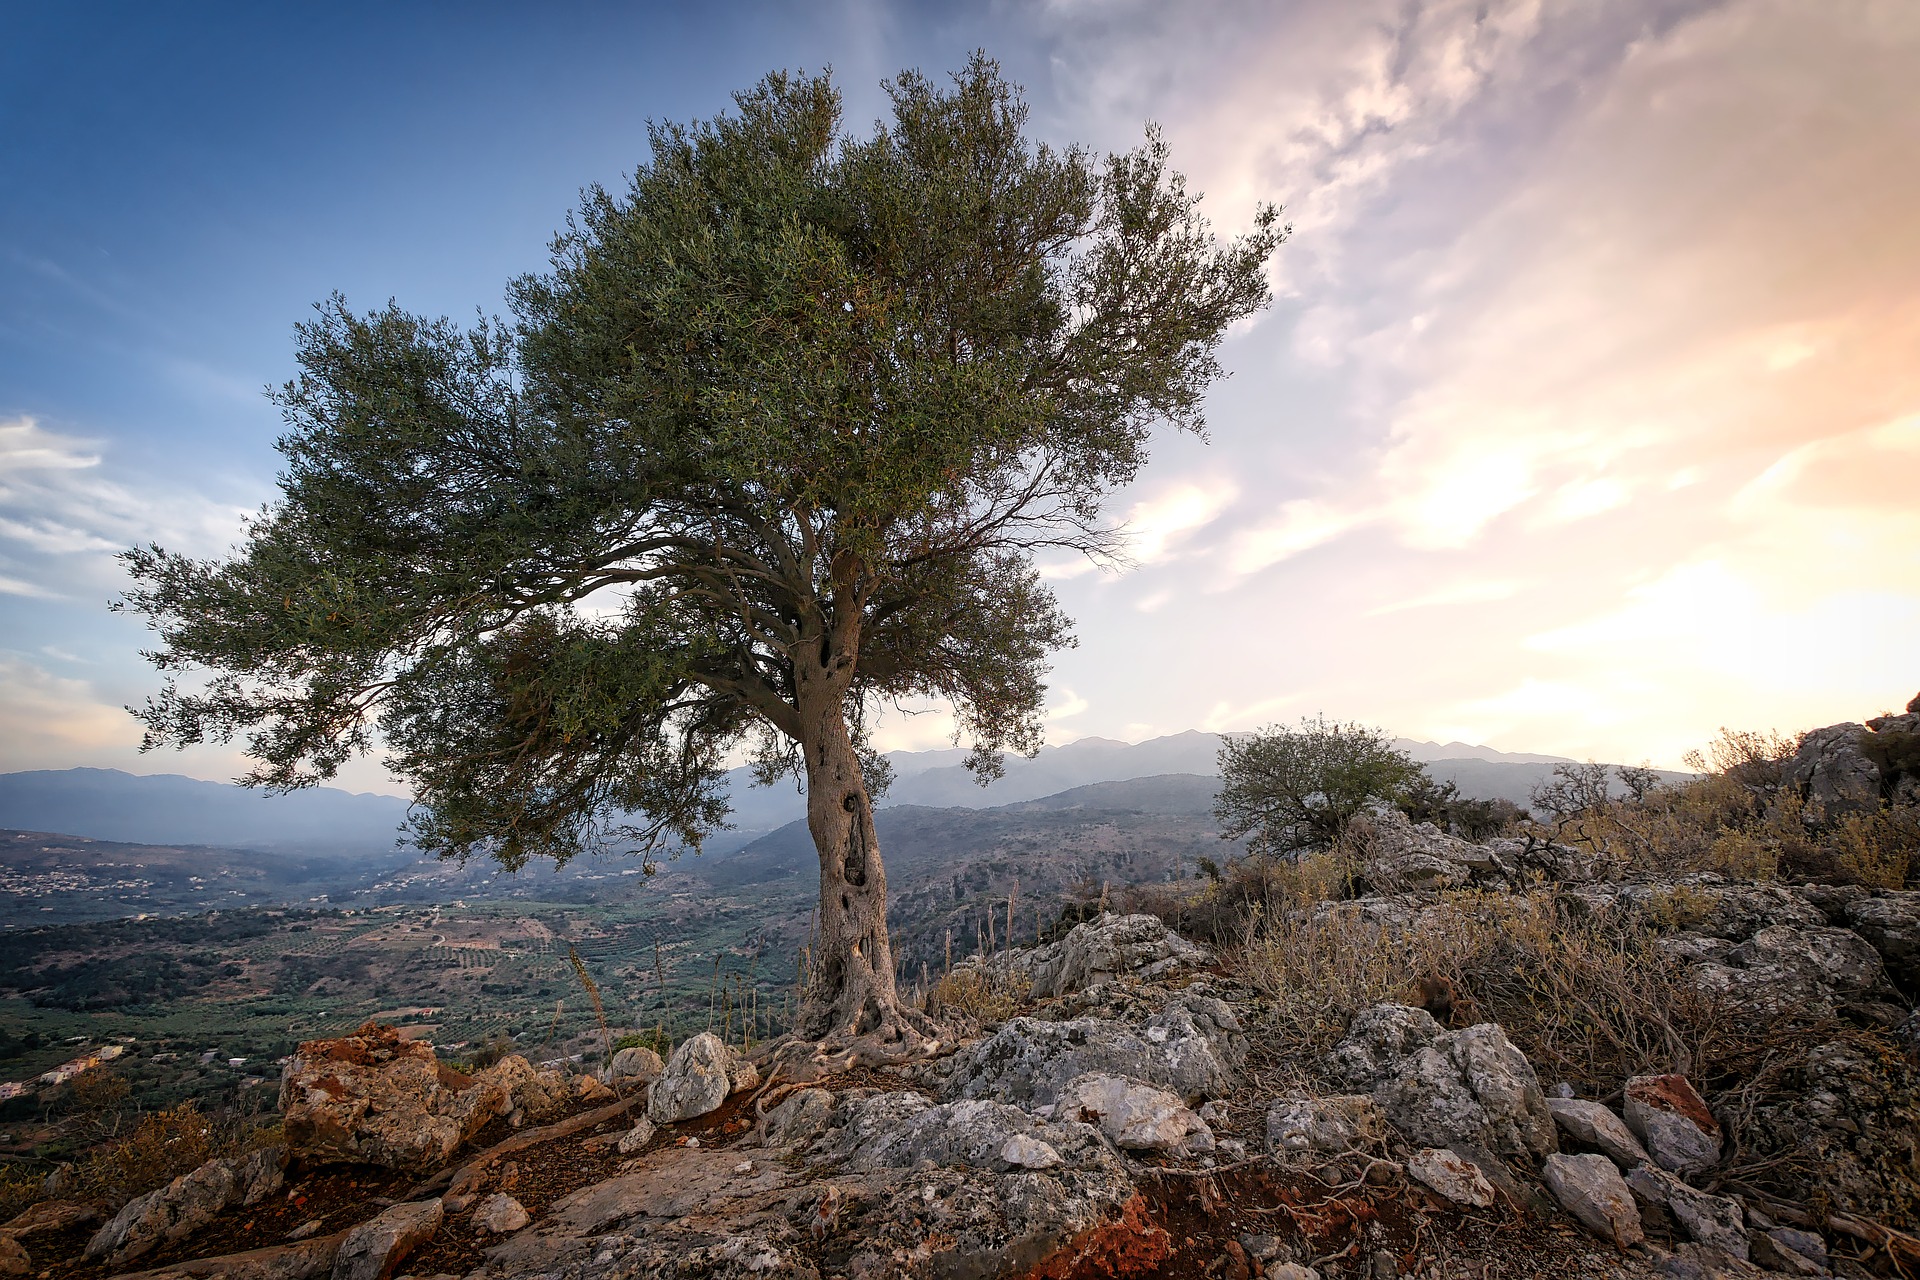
<box><xmin>0</xmin><ymin>733</ymin><xmax>1583</xmax><ymax>855</ymax></box>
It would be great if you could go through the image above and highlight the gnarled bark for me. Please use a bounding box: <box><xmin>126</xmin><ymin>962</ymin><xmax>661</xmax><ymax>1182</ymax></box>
<box><xmin>790</xmin><ymin>652</ymin><xmax>924</xmax><ymax>1046</ymax></box>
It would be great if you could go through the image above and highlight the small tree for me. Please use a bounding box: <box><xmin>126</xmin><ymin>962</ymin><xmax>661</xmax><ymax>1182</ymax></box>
<box><xmin>1214</xmin><ymin>716</ymin><xmax>1426</xmax><ymax>855</ymax></box>
<box><xmin>117</xmin><ymin>58</ymin><xmax>1284</xmax><ymax>1051</ymax></box>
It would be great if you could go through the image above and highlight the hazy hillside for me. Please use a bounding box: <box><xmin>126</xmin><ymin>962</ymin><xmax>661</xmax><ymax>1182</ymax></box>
<box><xmin>0</xmin><ymin>768</ymin><xmax>413</xmax><ymax>855</ymax></box>
<box><xmin>714</xmin><ymin>729</ymin><xmax>1581</xmax><ymax>835</ymax></box>
<box><xmin>1</xmin><ymin>732</ymin><xmax>1573</xmax><ymax>855</ymax></box>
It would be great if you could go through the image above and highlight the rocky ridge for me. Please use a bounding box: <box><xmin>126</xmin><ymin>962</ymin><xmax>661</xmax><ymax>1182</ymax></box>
<box><xmin>6</xmin><ymin>810</ymin><xmax>1918</xmax><ymax>1280</ymax></box>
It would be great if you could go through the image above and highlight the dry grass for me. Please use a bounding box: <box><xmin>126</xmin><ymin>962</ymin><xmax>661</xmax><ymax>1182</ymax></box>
<box><xmin>924</xmin><ymin>963</ymin><xmax>1034</xmax><ymax>1035</ymax></box>
<box><xmin>5</xmin><ymin>1097</ymin><xmax>280</xmax><ymax>1219</ymax></box>
<box><xmin>1230</xmin><ymin>884</ymin><xmax>1866</xmax><ymax>1100</ymax></box>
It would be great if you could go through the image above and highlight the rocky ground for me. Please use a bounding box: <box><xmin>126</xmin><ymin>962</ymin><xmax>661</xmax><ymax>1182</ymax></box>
<box><xmin>3</xmin><ymin>812</ymin><xmax>1916</xmax><ymax>1280</ymax></box>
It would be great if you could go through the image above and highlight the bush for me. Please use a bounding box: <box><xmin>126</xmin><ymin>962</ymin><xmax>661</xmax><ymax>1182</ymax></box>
<box><xmin>924</xmin><ymin>964</ymin><xmax>1032</xmax><ymax>1034</ymax></box>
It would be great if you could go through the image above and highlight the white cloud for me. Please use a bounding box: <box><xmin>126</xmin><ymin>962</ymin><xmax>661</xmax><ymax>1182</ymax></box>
<box><xmin>1120</xmin><ymin>478</ymin><xmax>1238</xmax><ymax>564</ymax></box>
<box><xmin>0</xmin><ymin>415</ymin><xmax>254</xmax><ymax>598</ymax></box>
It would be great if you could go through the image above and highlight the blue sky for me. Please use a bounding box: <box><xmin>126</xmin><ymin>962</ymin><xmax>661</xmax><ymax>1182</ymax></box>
<box><xmin>4</xmin><ymin>1</ymin><xmax>1918</xmax><ymax>792</ymax></box>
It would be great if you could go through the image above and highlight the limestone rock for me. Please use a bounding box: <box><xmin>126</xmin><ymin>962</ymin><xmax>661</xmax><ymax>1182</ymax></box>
<box><xmin>1542</xmin><ymin>1153</ymin><xmax>1643</xmax><ymax>1246</ymax></box>
<box><xmin>1055</xmin><ymin>1073</ymin><xmax>1215</xmax><ymax>1155</ymax></box>
<box><xmin>1354</xmin><ymin>810</ymin><xmax>1478</xmax><ymax>892</ymax></box>
<box><xmin>1726</xmin><ymin>925</ymin><xmax>1890</xmax><ymax>997</ymax></box>
<box><xmin>1628</xmin><ymin>880</ymin><xmax>1827</xmax><ymax>942</ymax></box>
<box><xmin>1623</xmin><ymin>1075</ymin><xmax>1721</xmax><ymax>1175</ymax></box>
<box><xmin>1844</xmin><ymin>892</ymin><xmax>1920</xmax><ymax>997</ymax></box>
<box><xmin>1406</xmin><ymin>1148</ymin><xmax>1495</xmax><ymax>1209</ymax></box>
<box><xmin>474</xmin><ymin>1192</ymin><xmax>531</xmax><ymax>1234</ymax></box>
<box><xmin>943</xmin><ymin>995</ymin><xmax>1244</xmax><ymax>1108</ymax></box>
<box><xmin>1027</xmin><ymin>912</ymin><xmax>1211</xmax><ymax>998</ymax></box>
<box><xmin>616</xmin><ymin>1115</ymin><xmax>656</xmax><ymax>1155</ymax></box>
<box><xmin>761</xmin><ymin>1087</ymin><xmax>836</xmax><ymax>1150</ymax></box>
<box><xmin>572</xmin><ymin>1073</ymin><xmax>615</xmax><ymax>1104</ymax></box>
<box><xmin>1546</xmin><ymin>1097</ymin><xmax>1649</xmax><ymax>1169</ymax></box>
<box><xmin>281</xmin><ymin>1024</ymin><xmax>493</xmax><ymax>1170</ymax></box>
<box><xmin>607</xmin><ymin>1045</ymin><xmax>664</xmax><ymax>1084</ymax></box>
<box><xmin>472</xmin><ymin>1054</ymin><xmax>571</xmax><ymax>1125</ymax></box>
<box><xmin>1737</xmin><ymin>1038</ymin><xmax>1920</xmax><ymax>1225</ymax></box>
<box><xmin>1750</xmin><ymin>1227</ymin><xmax>1827</xmax><ymax>1275</ymax></box>
<box><xmin>1626</xmin><ymin>1163</ymin><xmax>1747</xmax><ymax>1259</ymax></box>
<box><xmin>84</xmin><ymin>1146</ymin><xmax>287</xmax><ymax>1267</ymax></box>
<box><xmin>1331</xmin><ymin>1010</ymin><xmax>1557</xmax><ymax>1159</ymax></box>
<box><xmin>1783</xmin><ymin>724</ymin><xmax>1881</xmax><ymax>819</ymax></box>
<box><xmin>833</xmin><ymin>1094</ymin><xmax>1119</xmax><ymax>1175</ymax></box>
<box><xmin>332</xmin><ymin>1198</ymin><xmax>442</xmax><ymax>1280</ymax></box>
<box><xmin>1322</xmin><ymin>1004</ymin><xmax>1446</xmax><ymax>1091</ymax></box>
<box><xmin>648</xmin><ymin>1032</ymin><xmax>757</xmax><ymax>1124</ymax></box>
<box><xmin>999</xmin><ymin>1133</ymin><xmax>1065</xmax><ymax>1170</ymax></box>
<box><xmin>1266</xmin><ymin>1095</ymin><xmax>1384</xmax><ymax>1154</ymax></box>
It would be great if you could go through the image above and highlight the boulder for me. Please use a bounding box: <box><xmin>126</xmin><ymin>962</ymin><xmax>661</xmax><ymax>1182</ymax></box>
<box><xmin>1844</xmin><ymin>892</ymin><xmax>1920</xmax><ymax>997</ymax></box>
<box><xmin>84</xmin><ymin>1146</ymin><xmax>287</xmax><ymax>1267</ymax></box>
<box><xmin>1028</xmin><ymin>913</ymin><xmax>1211</xmax><ymax>998</ymax></box>
<box><xmin>1054</xmin><ymin>1073</ymin><xmax>1215</xmax><ymax>1155</ymax></box>
<box><xmin>606</xmin><ymin>1045</ymin><xmax>664</xmax><ymax>1084</ymax></box>
<box><xmin>648</xmin><ymin>1032</ymin><xmax>758</xmax><ymax>1124</ymax></box>
<box><xmin>943</xmin><ymin>996</ymin><xmax>1244</xmax><ymax>1108</ymax></box>
<box><xmin>1737</xmin><ymin>1039</ymin><xmax>1920</xmax><ymax>1225</ymax></box>
<box><xmin>1625</xmin><ymin>1163</ymin><xmax>1747</xmax><ymax>1259</ymax></box>
<box><xmin>615</xmin><ymin>1115</ymin><xmax>656</xmax><ymax>1155</ymax></box>
<box><xmin>471</xmin><ymin>1054</ymin><xmax>571</xmax><ymax>1126</ymax></box>
<box><xmin>1330</xmin><ymin>1009</ymin><xmax>1557</xmax><ymax>1159</ymax></box>
<box><xmin>331</xmin><ymin>1198</ymin><xmax>442</xmax><ymax>1280</ymax></box>
<box><xmin>280</xmin><ymin>1023</ymin><xmax>491</xmax><ymax>1171</ymax></box>
<box><xmin>1542</xmin><ymin>1153</ymin><xmax>1643</xmax><ymax>1246</ymax></box>
<box><xmin>1265</xmin><ymin>1095</ymin><xmax>1384</xmax><ymax>1154</ymax></box>
<box><xmin>1353</xmin><ymin>810</ymin><xmax>1480</xmax><ymax>892</ymax></box>
<box><xmin>1406</xmin><ymin>1148</ymin><xmax>1495</xmax><ymax>1209</ymax></box>
<box><xmin>474</xmin><ymin>1192</ymin><xmax>531</xmax><ymax>1234</ymax></box>
<box><xmin>1751</xmin><ymin>1227</ymin><xmax>1827</xmax><ymax>1275</ymax></box>
<box><xmin>1725</xmin><ymin>925</ymin><xmax>1890</xmax><ymax>997</ymax></box>
<box><xmin>1783</xmin><ymin>724</ymin><xmax>1881</xmax><ymax>819</ymax></box>
<box><xmin>1627</xmin><ymin>881</ymin><xmax>1827</xmax><ymax>941</ymax></box>
<box><xmin>1622</xmin><ymin>1075</ymin><xmax>1721</xmax><ymax>1175</ymax></box>
<box><xmin>1322</xmin><ymin>1004</ymin><xmax>1446</xmax><ymax>1091</ymax></box>
<box><xmin>1546</xmin><ymin>1098</ymin><xmax>1649</xmax><ymax>1169</ymax></box>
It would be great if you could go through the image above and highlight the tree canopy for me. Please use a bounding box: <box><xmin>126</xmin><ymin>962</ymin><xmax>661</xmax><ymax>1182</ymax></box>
<box><xmin>120</xmin><ymin>57</ymin><xmax>1284</xmax><ymax>1042</ymax></box>
<box><xmin>1214</xmin><ymin>716</ymin><xmax>1425</xmax><ymax>855</ymax></box>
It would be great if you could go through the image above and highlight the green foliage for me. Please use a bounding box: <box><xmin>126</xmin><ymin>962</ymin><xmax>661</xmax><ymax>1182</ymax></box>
<box><xmin>1398</xmin><ymin>775</ymin><xmax>1523</xmax><ymax>840</ymax></box>
<box><xmin>1214</xmin><ymin>716</ymin><xmax>1426</xmax><ymax>855</ymax></box>
<box><xmin>118</xmin><ymin>56</ymin><xmax>1283</xmax><ymax>875</ymax></box>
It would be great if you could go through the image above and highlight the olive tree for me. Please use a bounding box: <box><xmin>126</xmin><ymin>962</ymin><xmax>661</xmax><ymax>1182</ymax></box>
<box><xmin>1214</xmin><ymin>716</ymin><xmax>1425</xmax><ymax>854</ymax></box>
<box><xmin>118</xmin><ymin>58</ymin><xmax>1283</xmax><ymax>1051</ymax></box>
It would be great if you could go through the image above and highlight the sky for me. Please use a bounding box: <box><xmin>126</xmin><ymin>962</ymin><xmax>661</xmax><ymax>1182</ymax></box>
<box><xmin>2</xmin><ymin>0</ymin><xmax>1917</xmax><ymax>794</ymax></box>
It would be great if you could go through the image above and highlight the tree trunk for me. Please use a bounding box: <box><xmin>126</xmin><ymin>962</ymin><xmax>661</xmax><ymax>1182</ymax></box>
<box><xmin>792</xmin><ymin>670</ymin><xmax>913</xmax><ymax>1043</ymax></box>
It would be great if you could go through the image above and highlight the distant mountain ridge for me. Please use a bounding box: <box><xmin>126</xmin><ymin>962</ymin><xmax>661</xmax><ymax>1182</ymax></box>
<box><xmin>0</xmin><ymin>768</ymin><xmax>413</xmax><ymax>856</ymax></box>
<box><xmin>0</xmin><ymin>732</ymin><xmax>1580</xmax><ymax>853</ymax></box>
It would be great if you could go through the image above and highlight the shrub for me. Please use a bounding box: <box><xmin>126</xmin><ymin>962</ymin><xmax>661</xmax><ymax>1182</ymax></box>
<box><xmin>925</xmin><ymin>964</ymin><xmax>1032</xmax><ymax>1034</ymax></box>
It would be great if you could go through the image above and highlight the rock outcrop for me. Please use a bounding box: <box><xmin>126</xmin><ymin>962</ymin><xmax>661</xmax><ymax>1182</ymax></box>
<box><xmin>84</xmin><ymin>1146</ymin><xmax>286</xmax><ymax>1268</ymax></box>
<box><xmin>279</xmin><ymin>1024</ymin><xmax>501</xmax><ymax>1171</ymax></box>
<box><xmin>647</xmin><ymin>1032</ymin><xmax>759</xmax><ymax>1124</ymax></box>
<box><xmin>1025</xmin><ymin>912</ymin><xmax>1211</xmax><ymax>998</ymax></box>
<box><xmin>943</xmin><ymin>993</ymin><xmax>1244</xmax><ymax>1109</ymax></box>
<box><xmin>1327</xmin><ymin>1004</ymin><xmax>1558</xmax><ymax>1159</ymax></box>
